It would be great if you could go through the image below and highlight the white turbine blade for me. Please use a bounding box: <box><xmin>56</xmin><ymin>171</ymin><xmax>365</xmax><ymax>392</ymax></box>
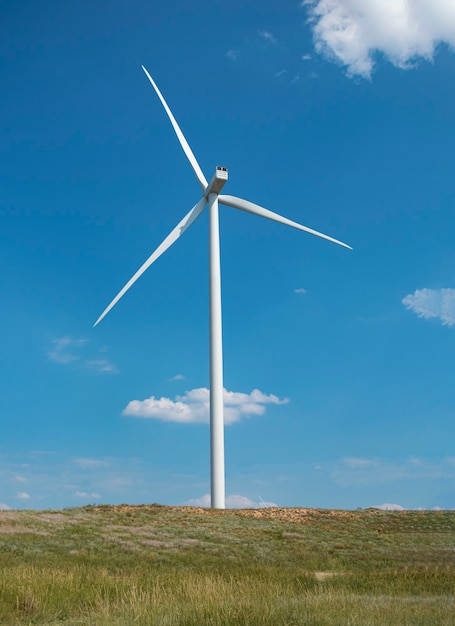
<box><xmin>94</xmin><ymin>197</ymin><xmax>206</xmax><ymax>327</ymax></box>
<box><xmin>141</xmin><ymin>65</ymin><xmax>208</xmax><ymax>190</ymax></box>
<box><xmin>219</xmin><ymin>195</ymin><xmax>352</xmax><ymax>250</ymax></box>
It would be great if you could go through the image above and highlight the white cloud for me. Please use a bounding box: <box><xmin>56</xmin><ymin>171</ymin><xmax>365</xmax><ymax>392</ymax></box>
<box><xmin>304</xmin><ymin>0</ymin><xmax>455</xmax><ymax>78</ymax></box>
<box><xmin>184</xmin><ymin>493</ymin><xmax>277</xmax><ymax>508</ymax></box>
<box><xmin>74</xmin><ymin>491</ymin><xmax>101</xmax><ymax>499</ymax></box>
<box><xmin>342</xmin><ymin>457</ymin><xmax>377</xmax><ymax>469</ymax></box>
<box><xmin>86</xmin><ymin>359</ymin><xmax>119</xmax><ymax>374</ymax></box>
<box><xmin>48</xmin><ymin>337</ymin><xmax>118</xmax><ymax>373</ymax></box>
<box><xmin>73</xmin><ymin>457</ymin><xmax>108</xmax><ymax>469</ymax></box>
<box><xmin>185</xmin><ymin>494</ymin><xmax>211</xmax><ymax>507</ymax></box>
<box><xmin>123</xmin><ymin>387</ymin><xmax>288</xmax><ymax>425</ymax></box>
<box><xmin>226</xmin><ymin>49</ymin><xmax>239</xmax><ymax>61</ymax></box>
<box><xmin>402</xmin><ymin>288</ymin><xmax>455</xmax><ymax>326</ymax></box>
<box><xmin>294</xmin><ymin>288</ymin><xmax>308</xmax><ymax>294</ymax></box>
<box><xmin>227</xmin><ymin>495</ymin><xmax>260</xmax><ymax>508</ymax></box>
<box><xmin>0</xmin><ymin>503</ymin><xmax>11</xmax><ymax>510</ymax></box>
<box><xmin>302</xmin><ymin>53</ymin><xmax>313</xmax><ymax>61</ymax></box>
<box><xmin>14</xmin><ymin>475</ymin><xmax>27</xmax><ymax>483</ymax></box>
<box><xmin>15</xmin><ymin>492</ymin><xmax>30</xmax><ymax>500</ymax></box>
<box><xmin>47</xmin><ymin>336</ymin><xmax>87</xmax><ymax>364</ymax></box>
<box><xmin>330</xmin><ymin>456</ymin><xmax>455</xmax><ymax>487</ymax></box>
<box><xmin>373</xmin><ymin>502</ymin><xmax>406</xmax><ymax>511</ymax></box>
<box><xmin>170</xmin><ymin>374</ymin><xmax>185</xmax><ymax>381</ymax></box>
<box><xmin>258</xmin><ymin>29</ymin><xmax>277</xmax><ymax>44</ymax></box>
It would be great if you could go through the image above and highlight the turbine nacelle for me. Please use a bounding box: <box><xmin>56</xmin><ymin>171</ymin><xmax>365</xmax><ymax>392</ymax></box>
<box><xmin>204</xmin><ymin>166</ymin><xmax>228</xmax><ymax>198</ymax></box>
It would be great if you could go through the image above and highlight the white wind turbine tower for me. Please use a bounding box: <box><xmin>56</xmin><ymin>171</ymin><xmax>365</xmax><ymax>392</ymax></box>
<box><xmin>94</xmin><ymin>66</ymin><xmax>352</xmax><ymax>510</ymax></box>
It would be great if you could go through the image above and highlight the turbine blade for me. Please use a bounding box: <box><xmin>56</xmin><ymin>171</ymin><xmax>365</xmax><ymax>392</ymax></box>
<box><xmin>141</xmin><ymin>66</ymin><xmax>208</xmax><ymax>190</ymax></box>
<box><xmin>219</xmin><ymin>195</ymin><xmax>352</xmax><ymax>250</ymax></box>
<box><xmin>94</xmin><ymin>197</ymin><xmax>206</xmax><ymax>327</ymax></box>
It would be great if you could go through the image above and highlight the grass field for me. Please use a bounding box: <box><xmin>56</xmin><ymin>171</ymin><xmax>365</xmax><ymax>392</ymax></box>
<box><xmin>0</xmin><ymin>505</ymin><xmax>454</xmax><ymax>624</ymax></box>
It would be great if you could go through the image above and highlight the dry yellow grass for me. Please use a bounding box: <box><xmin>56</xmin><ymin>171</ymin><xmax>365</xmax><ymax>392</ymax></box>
<box><xmin>0</xmin><ymin>505</ymin><xmax>454</xmax><ymax>624</ymax></box>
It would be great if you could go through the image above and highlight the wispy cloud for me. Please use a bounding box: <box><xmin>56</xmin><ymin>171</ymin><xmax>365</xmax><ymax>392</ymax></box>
<box><xmin>184</xmin><ymin>493</ymin><xmax>277</xmax><ymax>508</ymax></box>
<box><xmin>86</xmin><ymin>359</ymin><xmax>119</xmax><ymax>374</ymax></box>
<box><xmin>226</xmin><ymin>49</ymin><xmax>240</xmax><ymax>61</ymax></box>
<box><xmin>294</xmin><ymin>288</ymin><xmax>308</xmax><ymax>294</ymax></box>
<box><xmin>330</xmin><ymin>456</ymin><xmax>455</xmax><ymax>487</ymax></box>
<box><xmin>15</xmin><ymin>492</ymin><xmax>30</xmax><ymax>500</ymax></box>
<box><xmin>170</xmin><ymin>374</ymin><xmax>185</xmax><ymax>381</ymax></box>
<box><xmin>73</xmin><ymin>457</ymin><xmax>109</xmax><ymax>470</ymax></box>
<box><xmin>47</xmin><ymin>336</ymin><xmax>87</xmax><ymax>364</ymax></box>
<box><xmin>304</xmin><ymin>0</ymin><xmax>455</xmax><ymax>78</ymax></box>
<box><xmin>47</xmin><ymin>337</ymin><xmax>118</xmax><ymax>373</ymax></box>
<box><xmin>74</xmin><ymin>491</ymin><xmax>100</xmax><ymax>499</ymax></box>
<box><xmin>275</xmin><ymin>69</ymin><xmax>301</xmax><ymax>84</ymax></box>
<box><xmin>0</xmin><ymin>503</ymin><xmax>11</xmax><ymax>511</ymax></box>
<box><xmin>342</xmin><ymin>457</ymin><xmax>376</xmax><ymax>469</ymax></box>
<box><xmin>123</xmin><ymin>388</ymin><xmax>288</xmax><ymax>425</ymax></box>
<box><xmin>0</xmin><ymin>452</ymin><xmax>198</xmax><ymax>509</ymax></box>
<box><xmin>258</xmin><ymin>29</ymin><xmax>277</xmax><ymax>45</ymax></box>
<box><xmin>402</xmin><ymin>288</ymin><xmax>455</xmax><ymax>327</ymax></box>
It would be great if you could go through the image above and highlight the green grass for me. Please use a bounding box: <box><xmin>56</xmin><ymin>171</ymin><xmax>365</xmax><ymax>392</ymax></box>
<box><xmin>0</xmin><ymin>505</ymin><xmax>454</xmax><ymax>624</ymax></box>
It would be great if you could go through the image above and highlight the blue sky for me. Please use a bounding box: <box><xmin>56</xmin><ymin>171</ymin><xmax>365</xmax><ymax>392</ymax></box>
<box><xmin>1</xmin><ymin>0</ymin><xmax>455</xmax><ymax>511</ymax></box>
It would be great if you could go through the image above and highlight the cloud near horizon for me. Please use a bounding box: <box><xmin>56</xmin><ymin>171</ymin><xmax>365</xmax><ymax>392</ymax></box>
<box><xmin>372</xmin><ymin>503</ymin><xmax>445</xmax><ymax>511</ymax></box>
<box><xmin>330</xmin><ymin>456</ymin><xmax>455</xmax><ymax>488</ymax></box>
<box><xmin>74</xmin><ymin>491</ymin><xmax>101</xmax><ymax>499</ymax></box>
<box><xmin>402</xmin><ymin>288</ymin><xmax>455</xmax><ymax>326</ymax></box>
<box><xmin>123</xmin><ymin>387</ymin><xmax>288</xmax><ymax>425</ymax></box>
<box><xmin>304</xmin><ymin>0</ymin><xmax>455</xmax><ymax>78</ymax></box>
<box><xmin>373</xmin><ymin>502</ymin><xmax>406</xmax><ymax>511</ymax></box>
<box><xmin>184</xmin><ymin>493</ymin><xmax>277</xmax><ymax>508</ymax></box>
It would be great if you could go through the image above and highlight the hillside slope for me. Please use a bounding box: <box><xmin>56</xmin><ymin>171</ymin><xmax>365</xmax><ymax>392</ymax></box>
<box><xmin>0</xmin><ymin>505</ymin><xmax>454</xmax><ymax>624</ymax></box>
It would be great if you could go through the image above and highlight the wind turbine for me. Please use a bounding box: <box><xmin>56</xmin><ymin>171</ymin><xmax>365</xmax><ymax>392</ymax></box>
<box><xmin>94</xmin><ymin>66</ymin><xmax>351</xmax><ymax>510</ymax></box>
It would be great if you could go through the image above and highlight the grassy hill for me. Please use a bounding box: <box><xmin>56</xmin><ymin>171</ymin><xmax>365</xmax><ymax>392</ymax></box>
<box><xmin>1</xmin><ymin>505</ymin><xmax>454</xmax><ymax>624</ymax></box>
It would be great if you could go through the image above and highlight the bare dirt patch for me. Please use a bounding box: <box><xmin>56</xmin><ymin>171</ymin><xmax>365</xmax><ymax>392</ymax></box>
<box><xmin>314</xmin><ymin>572</ymin><xmax>344</xmax><ymax>581</ymax></box>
